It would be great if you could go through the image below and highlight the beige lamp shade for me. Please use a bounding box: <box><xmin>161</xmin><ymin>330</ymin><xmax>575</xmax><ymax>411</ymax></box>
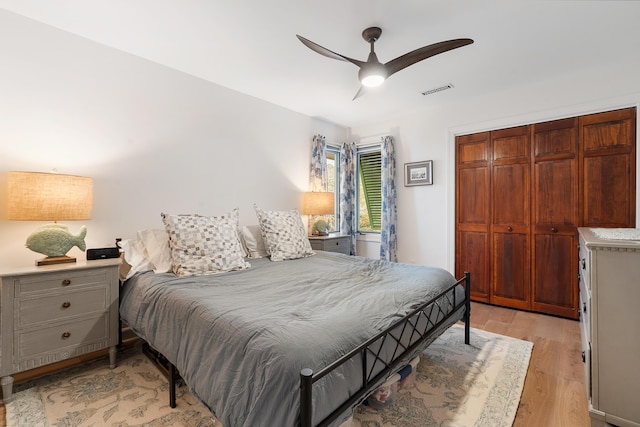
<box><xmin>302</xmin><ymin>191</ymin><xmax>335</xmax><ymax>215</ymax></box>
<box><xmin>8</xmin><ymin>171</ymin><xmax>93</xmax><ymax>221</ymax></box>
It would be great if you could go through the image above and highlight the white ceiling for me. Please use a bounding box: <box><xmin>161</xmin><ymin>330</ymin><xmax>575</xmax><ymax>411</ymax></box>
<box><xmin>1</xmin><ymin>1</ymin><xmax>639</xmax><ymax>128</ymax></box>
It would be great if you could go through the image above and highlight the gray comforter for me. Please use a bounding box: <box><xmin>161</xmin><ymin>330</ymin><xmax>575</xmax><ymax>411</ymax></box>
<box><xmin>120</xmin><ymin>251</ymin><xmax>464</xmax><ymax>427</ymax></box>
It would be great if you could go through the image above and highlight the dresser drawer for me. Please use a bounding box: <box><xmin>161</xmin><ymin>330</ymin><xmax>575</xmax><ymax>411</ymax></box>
<box><xmin>580</xmin><ymin>322</ymin><xmax>592</xmax><ymax>402</ymax></box>
<box><xmin>579</xmin><ymin>274</ymin><xmax>591</xmax><ymax>334</ymax></box>
<box><xmin>578</xmin><ymin>242</ymin><xmax>590</xmax><ymax>290</ymax></box>
<box><xmin>14</xmin><ymin>268</ymin><xmax>109</xmax><ymax>296</ymax></box>
<box><xmin>16</xmin><ymin>313</ymin><xmax>110</xmax><ymax>361</ymax></box>
<box><xmin>16</xmin><ymin>286</ymin><xmax>109</xmax><ymax>327</ymax></box>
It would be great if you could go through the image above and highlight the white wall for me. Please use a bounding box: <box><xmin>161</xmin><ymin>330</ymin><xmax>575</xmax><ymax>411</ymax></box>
<box><xmin>0</xmin><ymin>10</ymin><xmax>348</xmax><ymax>267</ymax></box>
<box><xmin>4</xmin><ymin>10</ymin><xmax>639</xmax><ymax>273</ymax></box>
<box><xmin>352</xmin><ymin>63</ymin><xmax>640</xmax><ymax>271</ymax></box>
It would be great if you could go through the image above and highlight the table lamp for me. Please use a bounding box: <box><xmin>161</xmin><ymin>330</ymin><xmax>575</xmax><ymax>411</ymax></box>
<box><xmin>7</xmin><ymin>171</ymin><xmax>93</xmax><ymax>266</ymax></box>
<box><xmin>302</xmin><ymin>191</ymin><xmax>334</xmax><ymax>236</ymax></box>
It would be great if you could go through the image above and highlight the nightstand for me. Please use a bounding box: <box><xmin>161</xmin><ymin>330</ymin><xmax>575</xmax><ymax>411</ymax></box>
<box><xmin>309</xmin><ymin>235</ymin><xmax>350</xmax><ymax>255</ymax></box>
<box><xmin>0</xmin><ymin>258</ymin><xmax>120</xmax><ymax>403</ymax></box>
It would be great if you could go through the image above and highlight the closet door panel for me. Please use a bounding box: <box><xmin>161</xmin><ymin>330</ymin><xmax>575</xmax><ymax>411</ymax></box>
<box><xmin>580</xmin><ymin>108</ymin><xmax>636</xmax><ymax>228</ymax></box>
<box><xmin>490</xmin><ymin>126</ymin><xmax>530</xmax><ymax>309</ymax></box>
<box><xmin>491</xmin><ymin>231</ymin><xmax>530</xmax><ymax>309</ymax></box>
<box><xmin>456</xmin><ymin>132</ymin><xmax>491</xmax><ymax>301</ymax></box>
<box><xmin>581</xmin><ymin>108</ymin><xmax>634</xmax><ymax>153</ymax></box>
<box><xmin>532</xmin><ymin>233</ymin><xmax>577</xmax><ymax>318</ymax></box>
<box><xmin>534</xmin><ymin>160</ymin><xmax>575</xmax><ymax>224</ymax></box>
<box><xmin>532</xmin><ymin>118</ymin><xmax>579</xmax><ymax>318</ymax></box>
<box><xmin>458</xmin><ymin>168</ymin><xmax>489</xmax><ymax>224</ymax></box>
<box><xmin>456</xmin><ymin>231</ymin><xmax>490</xmax><ymax>300</ymax></box>
<box><xmin>493</xmin><ymin>164</ymin><xmax>528</xmax><ymax>225</ymax></box>
<box><xmin>582</xmin><ymin>153</ymin><xmax>633</xmax><ymax>227</ymax></box>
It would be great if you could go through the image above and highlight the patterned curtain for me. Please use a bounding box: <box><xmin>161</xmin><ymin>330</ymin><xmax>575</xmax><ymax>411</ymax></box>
<box><xmin>380</xmin><ymin>136</ymin><xmax>398</xmax><ymax>262</ymax></box>
<box><xmin>309</xmin><ymin>134</ymin><xmax>327</xmax><ymax>191</ymax></box>
<box><xmin>340</xmin><ymin>142</ymin><xmax>357</xmax><ymax>255</ymax></box>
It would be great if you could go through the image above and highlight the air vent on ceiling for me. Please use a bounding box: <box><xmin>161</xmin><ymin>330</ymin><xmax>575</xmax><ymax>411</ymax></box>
<box><xmin>421</xmin><ymin>83</ymin><xmax>454</xmax><ymax>96</ymax></box>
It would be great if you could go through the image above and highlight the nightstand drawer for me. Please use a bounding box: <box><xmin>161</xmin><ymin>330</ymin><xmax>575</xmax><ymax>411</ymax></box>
<box><xmin>14</xmin><ymin>269</ymin><xmax>109</xmax><ymax>296</ymax></box>
<box><xmin>309</xmin><ymin>235</ymin><xmax>350</xmax><ymax>255</ymax></box>
<box><xmin>16</xmin><ymin>286</ymin><xmax>109</xmax><ymax>327</ymax></box>
<box><xmin>16</xmin><ymin>313</ymin><xmax>109</xmax><ymax>361</ymax></box>
<box><xmin>327</xmin><ymin>238</ymin><xmax>349</xmax><ymax>253</ymax></box>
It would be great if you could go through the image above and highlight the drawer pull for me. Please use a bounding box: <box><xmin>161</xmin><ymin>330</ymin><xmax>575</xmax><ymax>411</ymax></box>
<box><xmin>61</xmin><ymin>332</ymin><xmax>71</xmax><ymax>339</ymax></box>
<box><xmin>507</xmin><ymin>226</ymin><xmax>513</xmax><ymax>232</ymax></box>
<box><xmin>62</xmin><ymin>279</ymin><xmax>71</xmax><ymax>286</ymax></box>
<box><xmin>61</xmin><ymin>301</ymin><xmax>71</xmax><ymax>309</ymax></box>
<box><xmin>551</xmin><ymin>227</ymin><xmax>558</xmax><ymax>233</ymax></box>
<box><xmin>582</xmin><ymin>351</ymin><xmax>586</xmax><ymax>363</ymax></box>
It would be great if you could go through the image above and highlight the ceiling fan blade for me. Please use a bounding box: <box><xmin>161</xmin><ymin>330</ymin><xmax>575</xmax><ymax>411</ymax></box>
<box><xmin>296</xmin><ymin>35</ymin><xmax>366</xmax><ymax>68</ymax></box>
<box><xmin>352</xmin><ymin>85</ymin><xmax>367</xmax><ymax>100</ymax></box>
<box><xmin>384</xmin><ymin>38</ymin><xmax>474</xmax><ymax>78</ymax></box>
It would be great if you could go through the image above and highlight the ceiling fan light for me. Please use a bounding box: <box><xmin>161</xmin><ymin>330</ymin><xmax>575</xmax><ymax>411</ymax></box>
<box><xmin>361</xmin><ymin>74</ymin><xmax>385</xmax><ymax>87</ymax></box>
<box><xmin>359</xmin><ymin>64</ymin><xmax>387</xmax><ymax>87</ymax></box>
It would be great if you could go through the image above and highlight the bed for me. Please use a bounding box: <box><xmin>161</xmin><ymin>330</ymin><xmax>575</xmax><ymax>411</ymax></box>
<box><xmin>118</xmin><ymin>209</ymin><xmax>470</xmax><ymax>427</ymax></box>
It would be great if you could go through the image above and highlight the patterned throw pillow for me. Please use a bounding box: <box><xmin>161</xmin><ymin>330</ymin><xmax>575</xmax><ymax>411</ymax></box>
<box><xmin>161</xmin><ymin>209</ymin><xmax>250</xmax><ymax>277</ymax></box>
<box><xmin>254</xmin><ymin>205</ymin><xmax>315</xmax><ymax>261</ymax></box>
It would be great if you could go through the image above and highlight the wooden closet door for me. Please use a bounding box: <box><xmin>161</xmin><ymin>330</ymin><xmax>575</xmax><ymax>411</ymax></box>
<box><xmin>456</xmin><ymin>132</ymin><xmax>491</xmax><ymax>301</ymax></box>
<box><xmin>531</xmin><ymin>118</ymin><xmax>579</xmax><ymax>319</ymax></box>
<box><xmin>490</xmin><ymin>126</ymin><xmax>531</xmax><ymax>310</ymax></box>
<box><xmin>580</xmin><ymin>107</ymin><xmax>636</xmax><ymax>227</ymax></box>
<box><xmin>454</xmin><ymin>107</ymin><xmax>636</xmax><ymax>318</ymax></box>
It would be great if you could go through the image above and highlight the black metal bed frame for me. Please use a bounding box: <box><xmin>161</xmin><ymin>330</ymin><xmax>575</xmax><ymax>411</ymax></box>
<box><xmin>300</xmin><ymin>271</ymin><xmax>470</xmax><ymax>427</ymax></box>
<box><xmin>163</xmin><ymin>272</ymin><xmax>471</xmax><ymax>426</ymax></box>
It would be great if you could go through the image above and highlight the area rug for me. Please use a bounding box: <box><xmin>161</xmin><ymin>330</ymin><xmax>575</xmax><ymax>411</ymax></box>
<box><xmin>5</xmin><ymin>325</ymin><xmax>532</xmax><ymax>427</ymax></box>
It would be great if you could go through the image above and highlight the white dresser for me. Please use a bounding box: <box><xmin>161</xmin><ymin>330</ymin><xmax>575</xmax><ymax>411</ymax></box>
<box><xmin>0</xmin><ymin>259</ymin><xmax>120</xmax><ymax>403</ymax></box>
<box><xmin>578</xmin><ymin>228</ymin><xmax>640</xmax><ymax>427</ymax></box>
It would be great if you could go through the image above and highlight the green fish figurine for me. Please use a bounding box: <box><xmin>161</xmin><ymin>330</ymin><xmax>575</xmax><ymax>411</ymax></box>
<box><xmin>25</xmin><ymin>224</ymin><xmax>87</xmax><ymax>257</ymax></box>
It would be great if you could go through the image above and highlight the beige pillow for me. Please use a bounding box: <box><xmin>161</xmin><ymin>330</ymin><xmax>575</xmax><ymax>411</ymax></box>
<box><xmin>137</xmin><ymin>228</ymin><xmax>172</xmax><ymax>273</ymax></box>
<box><xmin>118</xmin><ymin>238</ymin><xmax>153</xmax><ymax>280</ymax></box>
<box><xmin>239</xmin><ymin>225</ymin><xmax>269</xmax><ymax>258</ymax></box>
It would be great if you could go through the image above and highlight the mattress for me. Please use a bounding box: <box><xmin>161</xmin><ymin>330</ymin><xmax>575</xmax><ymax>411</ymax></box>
<box><xmin>120</xmin><ymin>251</ymin><xmax>465</xmax><ymax>427</ymax></box>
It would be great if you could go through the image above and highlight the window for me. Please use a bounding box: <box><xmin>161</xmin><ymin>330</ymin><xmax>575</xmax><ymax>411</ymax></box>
<box><xmin>325</xmin><ymin>146</ymin><xmax>340</xmax><ymax>232</ymax></box>
<box><xmin>357</xmin><ymin>146</ymin><xmax>382</xmax><ymax>232</ymax></box>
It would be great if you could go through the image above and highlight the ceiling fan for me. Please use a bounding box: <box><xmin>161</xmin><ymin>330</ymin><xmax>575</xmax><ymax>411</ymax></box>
<box><xmin>296</xmin><ymin>27</ymin><xmax>474</xmax><ymax>100</ymax></box>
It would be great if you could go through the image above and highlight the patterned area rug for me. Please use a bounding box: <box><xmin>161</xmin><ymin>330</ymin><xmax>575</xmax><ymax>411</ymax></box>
<box><xmin>5</xmin><ymin>325</ymin><xmax>532</xmax><ymax>427</ymax></box>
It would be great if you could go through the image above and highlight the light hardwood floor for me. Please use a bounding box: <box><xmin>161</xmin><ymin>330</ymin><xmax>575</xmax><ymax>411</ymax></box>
<box><xmin>1</xmin><ymin>302</ymin><xmax>590</xmax><ymax>426</ymax></box>
<box><xmin>470</xmin><ymin>302</ymin><xmax>590</xmax><ymax>427</ymax></box>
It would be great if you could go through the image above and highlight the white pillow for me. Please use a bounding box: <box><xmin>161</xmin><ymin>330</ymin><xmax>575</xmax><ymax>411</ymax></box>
<box><xmin>254</xmin><ymin>205</ymin><xmax>315</xmax><ymax>262</ymax></box>
<box><xmin>239</xmin><ymin>225</ymin><xmax>269</xmax><ymax>258</ymax></box>
<box><xmin>162</xmin><ymin>209</ymin><xmax>250</xmax><ymax>277</ymax></box>
<box><xmin>118</xmin><ymin>238</ymin><xmax>154</xmax><ymax>280</ymax></box>
<box><xmin>137</xmin><ymin>228</ymin><xmax>172</xmax><ymax>273</ymax></box>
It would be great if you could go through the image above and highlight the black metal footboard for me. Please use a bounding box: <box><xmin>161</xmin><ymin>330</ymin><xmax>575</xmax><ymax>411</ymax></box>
<box><xmin>300</xmin><ymin>271</ymin><xmax>471</xmax><ymax>427</ymax></box>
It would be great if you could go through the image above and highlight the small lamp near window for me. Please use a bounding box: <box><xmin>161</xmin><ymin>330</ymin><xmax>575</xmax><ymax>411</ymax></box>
<box><xmin>302</xmin><ymin>191</ymin><xmax>334</xmax><ymax>236</ymax></box>
<box><xmin>8</xmin><ymin>171</ymin><xmax>93</xmax><ymax>266</ymax></box>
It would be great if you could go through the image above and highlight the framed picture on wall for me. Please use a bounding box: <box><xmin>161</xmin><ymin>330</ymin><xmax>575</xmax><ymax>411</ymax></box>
<box><xmin>404</xmin><ymin>160</ymin><xmax>433</xmax><ymax>186</ymax></box>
